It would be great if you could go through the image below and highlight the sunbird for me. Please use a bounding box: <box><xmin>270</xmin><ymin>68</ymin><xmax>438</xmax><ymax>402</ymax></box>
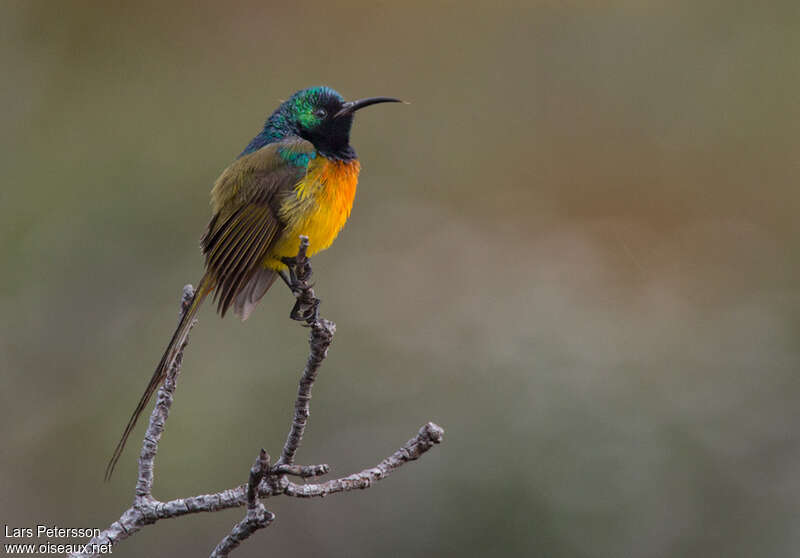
<box><xmin>105</xmin><ymin>86</ymin><xmax>402</xmax><ymax>479</ymax></box>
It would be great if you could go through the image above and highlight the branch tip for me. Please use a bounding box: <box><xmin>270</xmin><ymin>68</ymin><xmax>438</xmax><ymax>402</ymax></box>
<box><xmin>421</xmin><ymin>422</ymin><xmax>445</xmax><ymax>445</ymax></box>
<box><xmin>247</xmin><ymin>450</ymin><xmax>270</xmax><ymax>508</ymax></box>
<box><xmin>180</xmin><ymin>284</ymin><xmax>195</xmax><ymax>313</ymax></box>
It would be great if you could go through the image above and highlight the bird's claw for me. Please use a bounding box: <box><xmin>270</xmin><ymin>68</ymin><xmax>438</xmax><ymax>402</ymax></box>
<box><xmin>290</xmin><ymin>297</ymin><xmax>320</xmax><ymax>323</ymax></box>
<box><xmin>281</xmin><ymin>254</ymin><xmax>318</xmax><ymax>323</ymax></box>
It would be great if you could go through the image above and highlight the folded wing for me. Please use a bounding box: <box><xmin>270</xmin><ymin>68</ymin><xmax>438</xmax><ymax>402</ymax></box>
<box><xmin>201</xmin><ymin>138</ymin><xmax>315</xmax><ymax>318</ymax></box>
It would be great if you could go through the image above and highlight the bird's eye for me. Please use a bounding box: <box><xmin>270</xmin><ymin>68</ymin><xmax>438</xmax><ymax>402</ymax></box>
<box><xmin>314</xmin><ymin>108</ymin><xmax>327</xmax><ymax>119</ymax></box>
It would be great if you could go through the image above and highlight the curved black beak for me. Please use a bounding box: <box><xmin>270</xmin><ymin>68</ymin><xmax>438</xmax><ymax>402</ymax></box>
<box><xmin>335</xmin><ymin>96</ymin><xmax>403</xmax><ymax>118</ymax></box>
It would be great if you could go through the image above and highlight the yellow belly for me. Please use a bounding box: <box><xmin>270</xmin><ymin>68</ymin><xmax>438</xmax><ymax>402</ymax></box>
<box><xmin>266</xmin><ymin>157</ymin><xmax>360</xmax><ymax>269</ymax></box>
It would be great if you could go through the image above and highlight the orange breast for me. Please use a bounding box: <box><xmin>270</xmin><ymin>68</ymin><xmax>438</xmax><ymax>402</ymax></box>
<box><xmin>267</xmin><ymin>157</ymin><xmax>360</xmax><ymax>268</ymax></box>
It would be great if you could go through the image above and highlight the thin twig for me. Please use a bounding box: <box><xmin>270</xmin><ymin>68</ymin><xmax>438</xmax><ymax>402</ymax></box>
<box><xmin>210</xmin><ymin>450</ymin><xmax>274</xmax><ymax>557</ymax></box>
<box><xmin>278</xmin><ymin>236</ymin><xmax>335</xmax><ymax>466</ymax></box>
<box><xmin>71</xmin><ymin>240</ymin><xmax>444</xmax><ymax>558</ymax></box>
<box><xmin>271</xmin><ymin>463</ymin><xmax>330</xmax><ymax>478</ymax></box>
<box><xmin>70</xmin><ymin>285</ymin><xmax>198</xmax><ymax>556</ymax></box>
<box><xmin>136</xmin><ymin>284</ymin><xmax>196</xmax><ymax>498</ymax></box>
<box><xmin>282</xmin><ymin>423</ymin><xmax>444</xmax><ymax>498</ymax></box>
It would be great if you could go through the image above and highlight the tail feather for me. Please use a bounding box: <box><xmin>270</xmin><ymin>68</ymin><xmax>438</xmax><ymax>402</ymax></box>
<box><xmin>104</xmin><ymin>275</ymin><xmax>213</xmax><ymax>481</ymax></box>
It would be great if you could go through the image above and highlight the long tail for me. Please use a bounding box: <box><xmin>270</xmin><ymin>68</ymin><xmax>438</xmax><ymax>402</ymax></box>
<box><xmin>104</xmin><ymin>275</ymin><xmax>214</xmax><ymax>481</ymax></box>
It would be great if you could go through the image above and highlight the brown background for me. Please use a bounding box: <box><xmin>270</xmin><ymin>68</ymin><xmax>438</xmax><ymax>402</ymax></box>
<box><xmin>1</xmin><ymin>1</ymin><xmax>799</xmax><ymax>556</ymax></box>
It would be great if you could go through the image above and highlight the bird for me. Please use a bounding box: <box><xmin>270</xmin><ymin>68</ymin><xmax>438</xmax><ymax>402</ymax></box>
<box><xmin>105</xmin><ymin>86</ymin><xmax>402</xmax><ymax>480</ymax></box>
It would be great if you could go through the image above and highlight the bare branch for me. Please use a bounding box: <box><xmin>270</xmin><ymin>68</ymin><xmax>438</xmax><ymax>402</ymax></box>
<box><xmin>271</xmin><ymin>463</ymin><xmax>330</xmax><ymax>478</ymax></box>
<box><xmin>71</xmin><ymin>239</ymin><xmax>443</xmax><ymax>558</ymax></box>
<box><xmin>283</xmin><ymin>422</ymin><xmax>444</xmax><ymax>498</ymax></box>
<box><xmin>278</xmin><ymin>235</ymin><xmax>335</xmax><ymax>467</ymax></box>
<box><xmin>136</xmin><ymin>284</ymin><xmax>196</xmax><ymax>498</ymax></box>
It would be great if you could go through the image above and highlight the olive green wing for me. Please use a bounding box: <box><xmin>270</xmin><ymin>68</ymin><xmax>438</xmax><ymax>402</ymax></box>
<box><xmin>201</xmin><ymin>138</ymin><xmax>315</xmax><ymax>317</ymax></box>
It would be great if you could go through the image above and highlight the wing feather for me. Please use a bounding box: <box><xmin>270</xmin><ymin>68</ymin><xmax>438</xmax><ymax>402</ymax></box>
<box><xmin>217</xmin><ymin>217</ymin><xmax>277</xmax><ymax>315</ymax></box>
<box><xmin>200</xmin><ymin>138</ymin><xmax>315</xmax><ymax>318</ymax></box>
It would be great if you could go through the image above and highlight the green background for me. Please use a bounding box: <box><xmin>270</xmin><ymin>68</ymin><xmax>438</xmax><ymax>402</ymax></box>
<box><xmin>2</xmin><ymin>1</ymin><xmax>799</xmax><ymax>556</ymax></box>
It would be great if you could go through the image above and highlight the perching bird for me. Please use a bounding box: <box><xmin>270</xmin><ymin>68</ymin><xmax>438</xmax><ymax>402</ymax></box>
<box><xmin>105</xmin><ymin>86</ymin><xmax>402</xmax><ymax>479</ymax></box>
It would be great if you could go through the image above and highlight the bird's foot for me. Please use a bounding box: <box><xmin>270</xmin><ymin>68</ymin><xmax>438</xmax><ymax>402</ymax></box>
<box><xmin>280</xmin><ymin>255</ymin><xmax>318</xmax><ymax>323</ymax></box>
<box><xmin>290</xmin><ymin>297</ymin><xmax>320</xmax><ymax>323</ymax></box>
<box><xmin>281</xmin><ymin>256</ymin><xmax>312</xmax><ymax>283</ymax></box>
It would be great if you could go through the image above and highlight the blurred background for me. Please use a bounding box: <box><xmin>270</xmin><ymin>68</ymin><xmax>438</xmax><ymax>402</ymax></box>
<box><xmin>2</xmin><ymin>1</ymin><xmax>799</xmax><ymax>556</ymax></box>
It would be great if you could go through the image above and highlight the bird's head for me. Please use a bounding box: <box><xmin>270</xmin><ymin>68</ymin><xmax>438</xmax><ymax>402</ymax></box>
<box><xmin>247</xmin><ymin>86</ymin><xmax>402</xmax><ymax>160</ymax></box>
